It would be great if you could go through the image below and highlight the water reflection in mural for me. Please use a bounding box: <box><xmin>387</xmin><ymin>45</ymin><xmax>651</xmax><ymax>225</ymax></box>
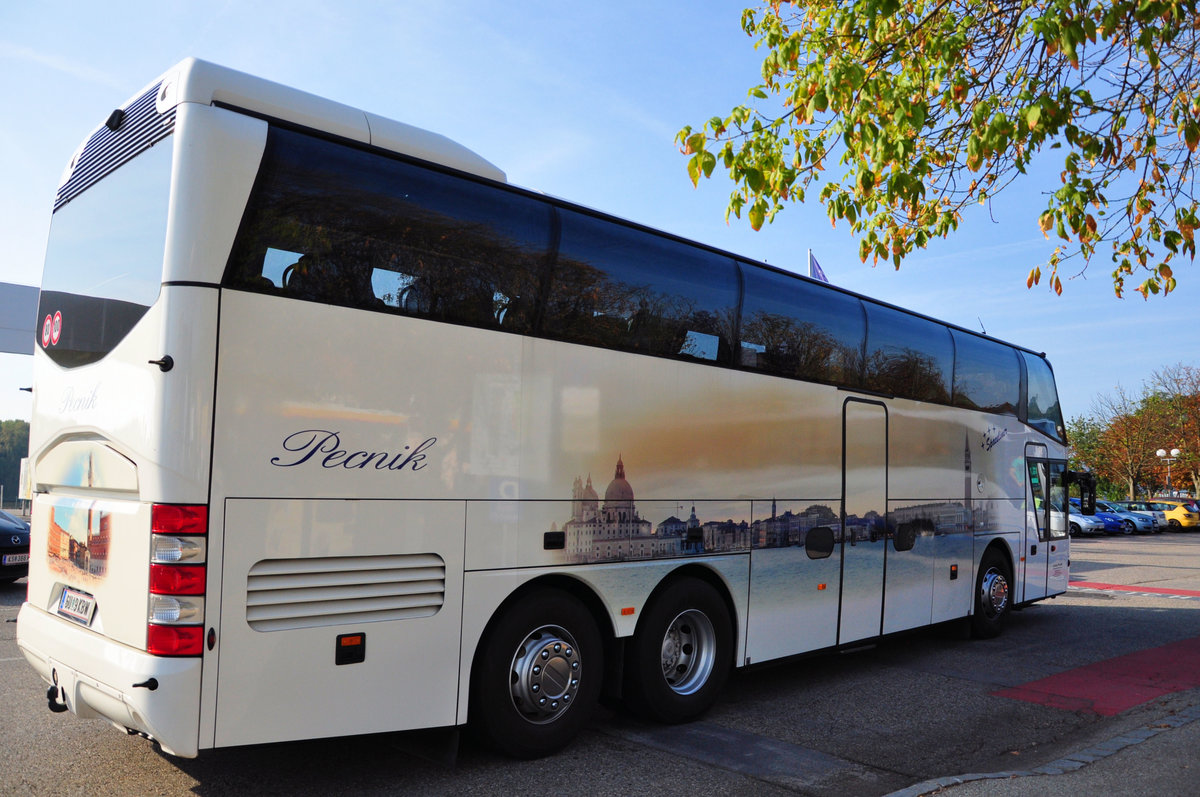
<box><xmin>553</xmin><ymin>455</ymin><xmax>855</xmax><ymax>564</ymax></box>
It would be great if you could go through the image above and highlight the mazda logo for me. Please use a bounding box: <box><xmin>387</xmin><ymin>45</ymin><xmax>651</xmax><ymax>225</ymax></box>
<box><xmin>10</xmin><ymin>536</ymin><xmax>19</xmax><ymax>545</ymax></box>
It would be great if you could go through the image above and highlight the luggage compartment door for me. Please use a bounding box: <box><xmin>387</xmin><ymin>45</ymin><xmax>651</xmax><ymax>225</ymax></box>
<box><xmin>214</xmin><ymin>499</ymin><xmax>464</xmax><ymax>747</ymax></box>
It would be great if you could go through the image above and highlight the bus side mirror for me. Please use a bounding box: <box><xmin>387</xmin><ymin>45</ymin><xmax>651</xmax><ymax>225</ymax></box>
<box><xmin>1067</xmin><ymin>470</ymin><xmax>1097</xmax><ymax>515</ymax></box>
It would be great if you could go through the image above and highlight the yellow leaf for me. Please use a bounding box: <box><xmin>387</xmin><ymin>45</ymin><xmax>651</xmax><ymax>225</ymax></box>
<box><xmin>1038</xmin><ymin>213</ymin><xmax>1054</xmax><ymax>236</ymax></box>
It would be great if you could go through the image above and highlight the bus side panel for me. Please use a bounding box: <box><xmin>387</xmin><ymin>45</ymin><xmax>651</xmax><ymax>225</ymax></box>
<box><xmin>213</xmin><ymin>499</ymin><xmax>465</xmax><ymax>747</ymax></box>
<box><xmin>209</xmin><ymin>292</ymin><xmax>519</xmax><ymax>502</ymax></box>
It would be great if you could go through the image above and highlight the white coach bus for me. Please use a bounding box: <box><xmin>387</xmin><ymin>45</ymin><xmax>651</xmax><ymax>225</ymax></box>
<box><xmin>18</xmin><ymin>59</ymin><xmax>1094</xmax><ymax>759</ymax></box>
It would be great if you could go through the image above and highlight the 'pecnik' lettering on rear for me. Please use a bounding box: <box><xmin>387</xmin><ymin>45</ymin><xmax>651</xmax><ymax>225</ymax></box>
<box><xmin>271</xmin><ymin>429</ymin><xmax>437</xmax><ymax>472</ymax></box>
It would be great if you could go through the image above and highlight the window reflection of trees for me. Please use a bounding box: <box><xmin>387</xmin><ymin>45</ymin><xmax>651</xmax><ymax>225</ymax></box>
<box><xmin>542</xmin><ymin>263</ymin><xmax>729</xmax><ymax>360</ymax></box>
<box><xmin>740</xmin><ymin>311</ymin><xmax>862</xmax><ymax>383</ymax></box>
<box><xmin>223</xmin><ymin>129</ymin><xmax>1045</xmax><ymax>421</ymax></box>
<box><xmin>229</xmin><ymin>183</ymin><xmax>550</xmax><ymax>332</ymax></box>
<box><xmin>231</xmin><ymin>191</ymin><xmax>733</xmax><ymax>361</ymax></box>
<box><xmin>864</xmin><ymin>347</ymin><xmax>950</xmax><ymax>403</ymax></box>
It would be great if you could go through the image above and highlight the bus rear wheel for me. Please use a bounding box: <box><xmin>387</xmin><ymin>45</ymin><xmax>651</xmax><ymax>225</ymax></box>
<box><xmin>625</xmin><ymin>578</ymin><xmax>731</xmax><ymax>724</ymax></box>
<box><xmin>971</xmin><ymin>549</ymin><xmax>1012</xmax><ymax>639</ymax></box>
<box><xmin>470</xmin><ymin>589</ymin><xmax>602</xmax><ymax>758</ymax></box>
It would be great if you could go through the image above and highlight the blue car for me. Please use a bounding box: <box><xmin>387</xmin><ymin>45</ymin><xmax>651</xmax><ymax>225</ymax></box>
<box><xmin>1096</xmin><ymin>500</ymin><xmax>1156</xmax><ymax>534</ymax></box>
<box><xmin>1071</xmin><ymin>498</ymin><xmax>1127</xmax><ymax>534</ymax></box>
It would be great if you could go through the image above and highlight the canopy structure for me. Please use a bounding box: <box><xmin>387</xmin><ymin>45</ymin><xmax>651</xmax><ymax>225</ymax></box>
<box><xmin>0</xmin><ymin>282</ymin><xmax>38</xmax><ymax>355</ymax></box>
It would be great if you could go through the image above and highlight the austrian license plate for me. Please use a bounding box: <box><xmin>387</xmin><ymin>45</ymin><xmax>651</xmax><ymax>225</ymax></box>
<box><xmin>2</xmin><ymin>553</ymin><xmax>28</xmax><ymax>565</ymax></box>
<box><xmin>58</xmin><ymin>587</ymin><xmax>96</xmax><ymax>625</ymax></box>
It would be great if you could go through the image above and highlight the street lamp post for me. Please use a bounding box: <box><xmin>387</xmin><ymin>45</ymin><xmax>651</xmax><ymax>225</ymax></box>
<box><xmin>1156</xmin><ymin>448</ymin><xmax>1181</xmax><ymax>497</ymax></box>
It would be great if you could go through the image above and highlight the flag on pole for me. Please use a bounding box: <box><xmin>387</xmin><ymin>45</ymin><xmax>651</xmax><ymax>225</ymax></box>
<box><xmin>808</xmin><ymin>249</ymin><xmax>829</xmax><ymax>283</ymax></box>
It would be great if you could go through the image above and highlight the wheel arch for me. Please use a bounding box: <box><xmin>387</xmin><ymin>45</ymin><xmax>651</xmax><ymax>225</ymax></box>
<box><xmin>466</xmin><ymin>573</ymin><xmax>618</xmax><ymax>712</ymax></box>
<box><xmin>631</xmin><ymin>563</ymin><xmax>739</xmax><ymax>663</ymax></box>
<box><xmin>472</xmin><ymin>573</ymin><xmax>617</xmax><ymax>658</ymax></box>
<box><xmin>980</xmin><ymin>536</ymin><xmax>1016</xmax><ymax>585</ymax></box>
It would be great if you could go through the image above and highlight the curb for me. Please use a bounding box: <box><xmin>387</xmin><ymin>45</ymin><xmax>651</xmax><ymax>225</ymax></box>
<box><xmin>886</xmin><ymin>702</ymin><xmax>1200</xmax><ymax>796</ymax></box>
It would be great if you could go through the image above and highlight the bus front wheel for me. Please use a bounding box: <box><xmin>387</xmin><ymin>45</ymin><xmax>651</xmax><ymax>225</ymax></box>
<box><xmin>625</xmin><ymin>578</ymin><xmax>732</xmax><ymax>724</ymax></box>
<box><xmin>971</xmin><ymin>549</ymin><xmax>1012</xmax><ymax>639</ymax></box>
<box><xmin>470</xmin><ymin>589</ymin><xmax>603</xmax><ymax>758</ymax></box>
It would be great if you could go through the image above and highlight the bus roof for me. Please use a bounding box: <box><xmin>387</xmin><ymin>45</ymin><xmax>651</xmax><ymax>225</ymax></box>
<box><xmin>93</xmin><ymin>57</ymin><xmax>507</xmax><ymax>185</ymax></box>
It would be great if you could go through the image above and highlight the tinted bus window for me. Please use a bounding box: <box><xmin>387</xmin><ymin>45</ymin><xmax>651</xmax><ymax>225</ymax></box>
<box><xmin>225</xmin><ymin>128</ymin><xmax>553</xmax><ymax>332</ymax></box>
<box><xmin>951</xmin><ymin>330</ymin><xmax>1020</xmax><ymax>415</ymax></box>
<box><xmin>545</xmin><ymin>210</ymin><xmax>738</xmax><ymax>362</ymax></box>
<box><xmin>1023</xmin><ymin>351</ymin><xmax>1065</xmax><ymax>441</ymax></box>
<box><xmin>863</xmin><ymin>303</ymin><xmax>952</xmax><ymax>403</ymax></box>
<box><xmin>739</xmin><ymin>268</ymin><xmax>865</xmax><ymax>385</ymax></box>
<box><xmin>39</xmin><ymin>139</ymin><xmax>172</xmax><ymax>367</ymax></box>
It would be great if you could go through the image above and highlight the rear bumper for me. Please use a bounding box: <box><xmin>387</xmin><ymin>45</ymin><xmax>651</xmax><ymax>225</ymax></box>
<box><xmin>16</xmin><ymin>602</ymin><xmax>202</xmax><ymax>757</ymax></box>
<box><xmin>0</xmin><ymin>562</ymin><xmax>29</xmax><ymax>580</ymax></box>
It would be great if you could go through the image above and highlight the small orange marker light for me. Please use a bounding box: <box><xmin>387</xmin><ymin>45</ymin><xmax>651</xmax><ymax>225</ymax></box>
<box><xmin>335</xmin><ymin>632</ymin><xmax>366</xmax><ymax>665</ymax></box>
<box><xmin>817</xmin><ymin>583</ymin><xmax>827</xmax><ymax>591</ymax></box>
<box><xmin>621</xmin><ymin>607</ymin><xmax>635</xmax><ymax>616</ymax></box>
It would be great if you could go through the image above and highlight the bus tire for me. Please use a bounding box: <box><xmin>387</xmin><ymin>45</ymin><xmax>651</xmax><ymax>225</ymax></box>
<box><xmin>625</xmin><ymin>577</ymin><xmax>732</xmax><ymax>724</ymax></box>
<box><xmin>971</xmin><ymin>549</ymin><xmax>1012</xmax><ymax>639</ymax></box>
<box><xmin>469</xmin><ymin>589</ymin><xmax>602</xmax><ymax>759</ymax></box>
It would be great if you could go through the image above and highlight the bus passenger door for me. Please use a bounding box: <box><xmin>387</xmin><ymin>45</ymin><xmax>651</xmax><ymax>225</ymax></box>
<box><xmin>1024</xmin><ymin>456</ymin><xmax>1068</xmax><ymax>601</ymax></box>
<box><xmin>839</xmin><ymin>400</ymin><xmax>888</xmax><ymax>644</ymax></box>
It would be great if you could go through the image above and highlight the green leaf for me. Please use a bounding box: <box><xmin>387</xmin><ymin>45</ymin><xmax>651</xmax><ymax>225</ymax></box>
<box><xmin>748</xmin><ymin>200</ymin><xmax>767</xmax><ymax>230</ymax></box>
<box><xmin>1026</xmin><ymin>105</ymin><xmax>1042</xmax><ymax>130</ymax></box>
<box><xmin>745</xmin><ymin>166</ymin><xmax>765</xmax><ymax>192</ymax></box>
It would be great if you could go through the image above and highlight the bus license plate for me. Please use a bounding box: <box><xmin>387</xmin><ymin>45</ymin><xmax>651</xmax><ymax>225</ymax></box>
<box><xmin>58</xmin><ymin>588</ymin><xmax>96</xmax><ymax>625</ymax></box>
<box><xmin>2</xmin><ymin>553</ymin><xmax>28</xmax><ymax>565</ymax></box>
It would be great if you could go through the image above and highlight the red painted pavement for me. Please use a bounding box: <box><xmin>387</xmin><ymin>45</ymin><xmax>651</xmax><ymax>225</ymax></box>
<box><xmin>1070</xmin><ymin>580</ymin><xmax>1200</xmax><ymax>598</ymax></box>
<box><xmin>992</xmin><ymin>636</ymin><xmax>1200</xmax><ymax>716</ymax></box>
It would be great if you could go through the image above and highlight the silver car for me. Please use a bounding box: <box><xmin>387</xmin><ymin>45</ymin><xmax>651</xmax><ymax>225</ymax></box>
<box><xmin>1097</xmin><ymin>501</ymin><xmax>1156</xmax><ymax>534</ymax></box>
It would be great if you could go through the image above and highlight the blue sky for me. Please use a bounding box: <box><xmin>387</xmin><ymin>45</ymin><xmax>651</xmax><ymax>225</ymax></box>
<box><xmin>0</xmin><ymin>1</ymin><xmax>1193</xmax><ymax>423</ymax></box>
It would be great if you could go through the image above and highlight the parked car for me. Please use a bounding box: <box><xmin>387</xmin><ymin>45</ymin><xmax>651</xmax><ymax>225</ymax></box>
<box><xmin>1151</xmin><ymin>498</ymin><xmax>1200</xmax><ymax>530</ymax></box>
<box><xmin>1067</xmin><ymin>508</ymin><xmax>1108</xmax><ymax>536</ymax></box>
<box><xmin>1071</xmin><ymin>498</ymin><xmax>1127</xmax><ymax>534</ymax></box>
<box><xmin>0</xmin><ymin>509</ymin><xmax>30</xmax><ymax>584</ymax></box>
<box><xmin>1115</xmin><ymin>500</ymin><xmax>1167</xmax><ymax>532</ymax></box>
<box><xmin>1097</xmin><ymin>500</ymin><xmax>1157</xmax><ymax>534</ymax></box>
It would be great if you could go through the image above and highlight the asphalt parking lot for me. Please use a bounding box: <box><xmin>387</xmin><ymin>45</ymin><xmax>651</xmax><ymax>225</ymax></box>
<box><xmin>4</xmin><ymin>532</ymin><xmax>1200</xmax><ymax>796</ymax></box>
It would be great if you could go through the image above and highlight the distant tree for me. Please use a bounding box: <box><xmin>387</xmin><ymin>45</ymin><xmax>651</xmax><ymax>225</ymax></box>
<box><xmin>0</xmin><ymin>420</ymin><xmax>29</xmax><ymax>507</ymax></box>
<box><xmin>1067</xmin><ymin>414</ymin><xmax>1123</xmax><ymax>498</ymax></box>
<box><xmin>679</xmin><ymin>1</ymin><xmax>1199</xmax><ymax>298</ymax></box>
<box><xmin>1149</xmin><ymin>363</ymin><xmax>1200</xmax><ymax>495</ymax></box>
<box><xmin>1091</xmin><ymin>386</ymin><xmax>1162</xmax><ymax>497</ymax></box>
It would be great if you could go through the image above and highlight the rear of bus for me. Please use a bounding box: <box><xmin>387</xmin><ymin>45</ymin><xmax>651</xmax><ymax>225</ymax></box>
<box><xmin>16</xmin><ymin>69</ymin><xmax>225</xmax><ymax>758</ymax></box>
<box><xmin>16</xmin><ymin>58</ymin><xmax>505</xmax><ymax>758</ymax></box>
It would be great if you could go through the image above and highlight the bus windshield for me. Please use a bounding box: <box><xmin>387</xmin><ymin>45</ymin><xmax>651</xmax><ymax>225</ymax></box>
<box><xmin>37</xmin><ymin>138</ymin><xmax>172</xmax><ymax>368</ymax></box>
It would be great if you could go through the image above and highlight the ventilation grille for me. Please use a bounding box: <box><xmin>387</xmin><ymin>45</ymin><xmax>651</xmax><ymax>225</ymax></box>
<box><xmin>54</xmin><ymin>82</ymin><xmax>176</xmax><ymax>211</ymax></box>
<box><xmin>246</xmin><ymin>553</ymin><xmax>445</xmax><ymax>632</ymax></box>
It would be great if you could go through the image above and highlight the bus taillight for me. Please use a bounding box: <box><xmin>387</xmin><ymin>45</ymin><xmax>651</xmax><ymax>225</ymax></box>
<box><xmin>147</xmin><ymin>504</ymin><xmax>208</xmax><ymax>657</ymax></box>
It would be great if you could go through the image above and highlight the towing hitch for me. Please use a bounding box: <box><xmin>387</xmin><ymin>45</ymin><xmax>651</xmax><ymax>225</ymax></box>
<box><xmin>46</xmin><ymin>685</ymin><xmax>69</xmax><ymax>713</ymax></box>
